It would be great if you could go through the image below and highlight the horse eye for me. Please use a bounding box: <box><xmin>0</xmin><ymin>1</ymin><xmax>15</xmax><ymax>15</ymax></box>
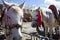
<box><xmin>12</xmin><ymin>9</ymin><xmax>17</xmax><ymax>13</ymax></box>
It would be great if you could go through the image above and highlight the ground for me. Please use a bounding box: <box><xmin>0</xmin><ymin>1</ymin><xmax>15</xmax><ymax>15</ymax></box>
<box><xmin>22</xmin><ymin>22</ymin><xmax>37</xmax><ymax>40</ymax></box>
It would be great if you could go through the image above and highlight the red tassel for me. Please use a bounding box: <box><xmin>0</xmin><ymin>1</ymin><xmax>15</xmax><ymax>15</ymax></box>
<box><xmin>38</xmin><ymin>10</ymin><xmax>42</xmax><ymax>27</ymax></box>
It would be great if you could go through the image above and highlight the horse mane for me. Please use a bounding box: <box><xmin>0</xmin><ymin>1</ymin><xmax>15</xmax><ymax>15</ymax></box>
<box><xmin>49</xmin><ymin>5</ymin><xmax>58</xmax><ymax>19</ymax></box>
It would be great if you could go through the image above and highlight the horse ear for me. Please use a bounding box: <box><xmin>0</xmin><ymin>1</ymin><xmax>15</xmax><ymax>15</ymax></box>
<box><xmin>19</xmin><ymin>1</ymin><xmax>25</xmax><ymax>9</ymax></box>
<box><xmin>2</xmin><ymin>0</ymin><xmax>10</xmax><ymax>8</ymax></box>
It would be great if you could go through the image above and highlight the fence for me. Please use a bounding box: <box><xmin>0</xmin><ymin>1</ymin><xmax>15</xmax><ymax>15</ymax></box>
<box><xmin>22</xmin><ymin>32</ymin><xmax>54</xmax><ymax>40</ymax></box>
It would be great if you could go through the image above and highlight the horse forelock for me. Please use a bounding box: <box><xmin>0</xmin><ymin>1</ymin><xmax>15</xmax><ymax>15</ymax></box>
<box><xmin>7</xmin><ymin>4</ymin><xmax>23</xmax><ymax>15</ymax></box>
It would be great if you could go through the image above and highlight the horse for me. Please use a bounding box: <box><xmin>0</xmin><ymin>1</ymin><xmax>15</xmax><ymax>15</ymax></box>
<box><xmin>49</xmin><ymin>5</ymin><xmax>60</xmax><ymax>26</ymax></box>
<box><xmin>31</xmin><ymin>7</ymin><xmax>55</xmax><ymax>37</ymax></box>
<box><xmin>2</xmin><ymin>0</ymin><xmax>24</xmax><ymax>40</ymax></box>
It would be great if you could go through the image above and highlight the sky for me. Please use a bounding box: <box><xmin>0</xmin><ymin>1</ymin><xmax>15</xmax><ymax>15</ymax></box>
<box><xmin>0</xmin><ymin>0</ymin><xmax>60</xmax><ymax>9</ymax></box>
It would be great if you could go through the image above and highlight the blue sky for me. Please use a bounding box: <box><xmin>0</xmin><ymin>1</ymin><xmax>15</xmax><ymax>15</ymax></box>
<box><xmin>3</xmin><ymin>0</ymin><xmax>45</xmax><ymax>7</ymax></box>
<box><xmin>0</xmin><ymin>0</ymin><xmax>60</xmax><ymax>9</ymax></box>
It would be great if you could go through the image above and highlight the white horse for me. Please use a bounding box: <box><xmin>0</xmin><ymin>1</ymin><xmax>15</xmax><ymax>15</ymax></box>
<box><xmin>2</xmin><ymin>0</ymin><xmax>24</xmax><ymax>40</ymax></box>
<box><xmin>49</xmin><ymin>5</ymin><xmax>60</xmax><ymax>26</ymax></box>
<box><xmin>32</xmin><ymin>7</ymin><xmax>55</xmax><ymax>37</ymax></box>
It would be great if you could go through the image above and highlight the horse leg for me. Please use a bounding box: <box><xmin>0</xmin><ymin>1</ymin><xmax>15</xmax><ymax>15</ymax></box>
<box><xmin>49</xmin><ymin>25</ymin><xmax>53</xmax><ymax>38</ymax></box>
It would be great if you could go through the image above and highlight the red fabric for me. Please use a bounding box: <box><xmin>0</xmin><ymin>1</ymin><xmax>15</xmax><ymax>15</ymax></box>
<box><xmin>38</xmin><ymin>10</ymin><xmax>42</xmax><ymax>26</ymax></box>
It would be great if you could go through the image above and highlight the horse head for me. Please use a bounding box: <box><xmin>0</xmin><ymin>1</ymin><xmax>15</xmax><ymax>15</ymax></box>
<box><xmin>2</xmin><ymin>0</ymin><xmax>25</xmax><ymax>26</ymax></box>
<box><xmin>31</xmin><ymin>7</ymin><xmax>40</xmax><ymax>27</ymax></box>
<box><xmin>2</xmin><ymin>0</ymin><xmax>25</xmax><ymax>39</ymax></box>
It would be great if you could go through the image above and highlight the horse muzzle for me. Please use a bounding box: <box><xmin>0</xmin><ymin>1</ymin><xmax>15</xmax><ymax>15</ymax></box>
<box><xmin>31</xmin><ymin>21</ymin><xmax>38</xmax><ymax>28</ymax></box>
